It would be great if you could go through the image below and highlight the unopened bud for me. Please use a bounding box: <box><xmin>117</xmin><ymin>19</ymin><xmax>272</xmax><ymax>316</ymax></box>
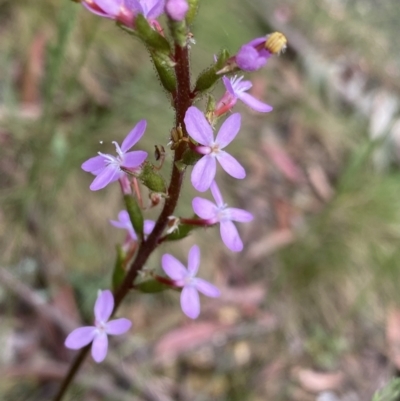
<box><xmin>165</xmin><ymin>0</ymin><xmax>189</xmax><ymax>21</ymax></box>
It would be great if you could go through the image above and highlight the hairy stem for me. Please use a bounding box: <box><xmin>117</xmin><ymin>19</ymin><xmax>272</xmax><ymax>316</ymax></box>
<box><xmin>53</xmin><ymin>44</ymin><xmax>191</xmax><ymax>401</ymax></box>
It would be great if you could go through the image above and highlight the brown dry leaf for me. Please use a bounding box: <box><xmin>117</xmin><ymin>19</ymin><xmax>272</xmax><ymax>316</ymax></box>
<box><xmin>292</xmin><ymin>367</ymin><xmax>344</xmax><ymax>393</ymax></box>
<box><xmin>154</xmin><ymin>322</ymin><xmax>226</xmax><ymax>362</ymax></box>
<box><xmin>247</xmin><ymin>228</ymin><xmax>294</xmax><ymax>261</ymax></box>
<box><xmin>386</xmin><ymin>307</ymin><xmax>400</xmax><ymax>369</ymax></box>
<box><xmin>262</xmin><ymin>140</ymin><xmax>305</xmax><ymax>183</ymax></box>
<box><xmin>22</xmin><ymin>32</ymin><xmax>47</xmax><ymax>105</ymax></box>
<box><xmin>307</xmin><ymin>165</ymin><xmax>334</xmax><ymax>202</ymax></box>
<box><xmin>52</xmin><ymin>284</ymin><xmax>81</xmax><ymax>326</ymax></box>
<box><xmin>220</xmin><ymin>284</ymin><xmax>265</xmax><ymax>308</ymax></box>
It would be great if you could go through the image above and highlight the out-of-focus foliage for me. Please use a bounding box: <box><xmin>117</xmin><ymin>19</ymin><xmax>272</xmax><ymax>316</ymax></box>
<box><xmin>1</xmin><ymin>0</ymin><xmax>400</xmax><ymax>400</ymax></box>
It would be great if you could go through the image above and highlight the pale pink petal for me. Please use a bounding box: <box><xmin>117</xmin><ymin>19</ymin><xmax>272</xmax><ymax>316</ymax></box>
<box><xmin>144</xmin><ymin>220</ymin><xmax>155</xmax><ymax>236</ymax></box>
<box><xmin>94</xmin><ymin>290</ymin><xmax>114</xmax><ymax>323</ymax></box>
<box><xmin>192</xmin><ymin>197</ymin><xmax>218</xmax><ymax>219</ymax></box>
<box><xmin>235</xmin><ymin>79</ymin><xmax>252</xmax><ymax>92</ymax></box>
<box><xmin>220</xmin><ymin>220</ymin><xmax>243</xmax><ymax>252</ymax></box>
<box><xmin>228</xmin><ymin>207</ymin><xmax>253</xmax><ymax>222</ymax></box>
<box><xmin>65</xmin><ymin>326</ymin><xmax>96</xmax><ymax>349</ymax></box>
<box><xmin>82</xmin><ymin>2</ymin><xmax>110</xmax><ymax>17</ymax></box>
<box><xmin>187</xmin><ymin>245</ymin><xmax>200</xmax><ymax>276</ymax></box>
<box><xmin>95</xmin><ymin>0</ymin><xmax>122</xmax><ymax>15</ymax></box>
<box><xmin>109</xmin><ymin>211</ymin><xmax>136</xmax><ymax>240</ymax></box>
<box><xmin>90</xmin><ymin>166</ymin><xmax>121</xmax><ymax>191</ymax></box>
<box><xmin>222</xmin><ymin>76</ymin><xmax>235</xmax><ymax>95</ymax></box>
<box><xmin>217</xmin><ymin>152</ymin><xmax>246</xmax><ymax>179</ymax></box>
<box><xmin>195</xmin><ymin>278</ymin><xmax>220</xmax><ymax>297</ymax></box>
<box><xmin>125</xmin><ymin>0</ymin><xmax>142</xmax><ymax>13</ymax></box>
<box><xmin>105</xmin><ymin>318</ymin><xmax>132</xmax><ymax>335</ymax></box>
<box><xmin>121</xmin><ymin>120</ymin><xmax>147</xmax><ymax>152</ymax></box>
<box><xmin>91</xmin><ymin>332</ymin><xmax>108</xmax><ymax>363</ymax></box>
<box><xmin>146</xmin><ymin>0</ymin><xmax>165</xmax><ymax>18</ymax></box>
<box><xmin>238</xmin><ymin>92</ymin><xmax>273</xmax><ymax>113</ymax></box>
<box><xmin>122</xmin><ymin>151</ymin><xmax>148</xmax><ymax>167</ymax></box>
<box><xmin>181</xmin><ymin>286</ymin><xmax>200</xmax><ymax>319</ymax></box>
<box><xmin>215</xmin><ymin>113</ymin><xmax>241</xmax><ymax>148</ymax></box>
<box><xmin>82</xmin><ymin>155</ymin><xmax>106</xmax><ymax>173</ymax></box>
<box><xmin>191</xmin><ymin>156</ymin><xmax>216</xmax><ymax>192</ymax></box>
<box><xmin>184</xmin><ymin>107</ymin><xmax>214</xmax><ymax>145</ymax></box>
<box><xmin>210</xmin><ymin>181</ymin><xmax>224</xmax><ymax>206</ymax></box>
<box><xmin>162</xmin><ymin>254</ymin><xmax>188</xmax><ymax>281</ymax></box>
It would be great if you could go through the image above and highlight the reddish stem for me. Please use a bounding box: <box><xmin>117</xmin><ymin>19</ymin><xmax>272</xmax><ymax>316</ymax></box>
<box><xmin>53</xmin><ymin>42</ymin><xmax>192</xmax><ymax>401</ymax></box>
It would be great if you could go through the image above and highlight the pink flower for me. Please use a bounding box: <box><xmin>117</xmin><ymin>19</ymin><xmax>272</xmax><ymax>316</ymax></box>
<box><xmin>65</xmin><ymin>290</ymin><xmax>132</xmax><ymax>363</ymax></box>
<box><xmin>110</xmin><ymin>210</ymin><xmax>155</xmax><ymax>241</ymax></box>
<box><xmin>235</xmin><ymin>37</ymin><xmax>272</xmax><ymax>71</ymax></box>
<box><xmin>82</xmin><ymin>0</ymin><xmax>134</xmax><ymax>26</ymax></box>
<box><xmin>192</xmin><ymin>181</ymin><xmax>253</xmax><ymax>252</ymax></box>
<box><xmin>82</xmin><ymin>0</ymin><xmax>165</xmax><ymax>26</ymax></box>
<box><xmin>165</xmin><ymin>0</ymin><xmax>188</xmax><ymax>21</ymax></box>
<box><xmin>162</xmin><ymin>245</ymin><xmax>220</xmax><ymax>319</ymax></box>
<box><xmin>81</xmin><ymin>120</ymin><xmax>148</xmax><ymax>191</ymax></box>
<box><xmin>215</xmin><ymin>76</ymin><xmax>273</xmax><ymax>116</ymax></box>
<box><xmin>184</xmin><ymin>106</ymin><xmax>245</xmax><ymax>192</ymax></box>
<box><xmin>126</xmin><ymin>0</ymin><xmax>165</xmax><ymax>20</ymax></box>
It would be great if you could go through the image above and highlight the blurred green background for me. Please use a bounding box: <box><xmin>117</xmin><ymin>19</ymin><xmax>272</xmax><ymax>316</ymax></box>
<box><xmin>1</xmin><ymin>0</ymin><xmax>400</xmax><ymax>400</ymax></box>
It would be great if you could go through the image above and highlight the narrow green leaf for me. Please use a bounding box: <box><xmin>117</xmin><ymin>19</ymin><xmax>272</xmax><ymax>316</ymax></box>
<box><xmin>112</xmin><ymin>245</ymin><xmax>126</xmax><ymax>291</ymax></box>
<box><xmin>136</xmin><ymin>279</ymin><xmax>170</xmax><ymax>293</ymax></box>
<box><xmin>124</xmin><ymin>195</ymin><xmax>144</xmax><ymax>239</ymax></box>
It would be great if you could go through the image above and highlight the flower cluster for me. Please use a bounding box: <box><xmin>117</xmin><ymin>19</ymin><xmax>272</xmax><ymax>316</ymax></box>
<box><xmin>64</xmin><ymin>0</ymin><xmax>286</xmax><ymax>364</ymax></box>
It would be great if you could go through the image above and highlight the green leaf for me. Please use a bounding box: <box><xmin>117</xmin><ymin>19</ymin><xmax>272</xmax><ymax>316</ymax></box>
<box><xmin>135</xmin><ymin>14</ymin><xmax>171</xmax><ymax>54</ymax></box>
<box><xmin>151</xmin><ymin>51</ymin><xmax>177</xmax><ymax>93</ymax></box>
<box><xmin>139</xmin><ymin>162</ymin><xmax>167</xmax><ymax>193</ymax></box>
<box><xmin>136</xmin><ymin>279</ymin><xmax>170</xmax><ymax>293</ymax></box>
<box><xmin>186</xmin><ymin>0</ymin><xmax>200</xmax><ymax>26</ymax></box>
<box><xmin>179</xmin><ymin>148</ymin><xmax>203</xmax><ymax>166</ymax></box>
<box><xmin>165</xmin><ymin>223</ymin><xmax>196</xmax><ymax>241</ymax></box>
<box><xmin>124</xmin><ymin>195</ymin><xmax>144</xmax><ymax>239</ymax></box>
<box><xmin>112</xmin><ymin>245</ymin><xmax>126</xmax><ymax>291</ymax></box>
<box><xmin>194</xmin><ymin>49</ymin><xmax>230</xmax><ymax>94</ymax></box>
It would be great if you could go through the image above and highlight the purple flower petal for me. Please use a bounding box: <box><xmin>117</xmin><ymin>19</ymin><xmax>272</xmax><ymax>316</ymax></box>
<box><xmin>181</xmin><ymin>286</ymin><xmax>200</xmax><ymax>319</ymax></box>
<box><xmin>95</xmin><ymin>290</ymin><xmax>114</xmax><ymax>323</ymax></box>
<box><xmin>82</xmin><ymin>155</ymin><xmax>105</xmax><ymax>173</ymax></box>
<box><xmin>144</xmin><ymin>220</ymin><xmax>156</xmax><ymax>235</ymax></box>
<box><xmin>146</xmin><ymin>0</ymin><xmax>165</xmax><ymax>18</ymax></box>
<box><xmin>215</xmin><ymin>113</ymin><xmax>241</xmax><ymax>148</ymax></box>
<box><xmin>217</xmin><ymin>152</ymin><xmax>245</xmax><ymax>179</ymax></box>
<box><xmin>122</xmin><ymin>150</ymin><xmax>148</xmax><ymax>168</ymax></box>
<box><xmin>91</xmin><ymin>332</ymin><xmax>108</xmax><ymax>363</ymax></box>
<box><xmin>95</xmin><ymin>0</ymin><xmax>122</xmax><ymax>15</ymax></box>
<box><xmin>90</xmin><ymin>165</ymin><xmax>121</xmax><ymax>191</ymax></box>
<box><xmin>118</xmin><ymin>210</ymin><xmax>131</xmax><ymax>224</ymax></box>
<box><xmin>65</xmin><ymin>326</ymin><xmax>96</xmax><ymax>349</ymax></box>
<box><xmin>82</xmin><ymin>1</ymin><xmax>110</xmax><ymax>17</ymax></box>
<box><xmin>121</xmin><ymin>120</ymin><xmax>147</xmax><ymax>152</ymax></box>
<box><xmin>238</xmin><ymin>92</ymin><xmax>273</xmax><ymax>113</ymax></box>
<box><xmin>192</xmin><ymin>197</ymin><xmax>217</xmax><ymax>219</ymax></box>
<box><xmin>110</xmin><ymin>210</ymin><xmax>130</xmax><ymax>229</ymax></box>
<box><xmin>195</xmin><ymin>278</ymin><xmax>220</xmax><ymax>297</ymax></box>
<box><xmin>222</xmin><ymin>76</ymin><xmax>235</xmax><ymax>95</ymax></box>
<box><xmin>228</xmin><ymin>208</ymin><xmax>253</xmax><ymax>222</ymax></box>
<box><xmin>220</xmin><ymin>220</ymin><xmax>243</xmax><ymax>252</ymax></box>
<box><xmin>187</xmin><ymin>245</ymin><xmax>200</xmax><ymax>276</ymax></box>
<box><xmin>210</xmin><ymin>181</ymin><xmax>224</xmax><ymax>207</ymax></box>
<box><xmin>106</xmin><ymin>318</ymin><xmax>132</xmax><ymax>335</ymax></box>
<box><xmin>191</xmin><ymin>156</ymin><xmax>216</xmax><ymax>192</ymax></box>
<box><xmin>162</xmin><ymin>254</ymin><xmax>188</xmax><ymax>281</ymax></box>
<box><xmin>125</xmin><ymin>0</ymin><xmax>142</xmax><ymax>12</ymax></box>
<box><xmin>184</xmin><ymin>106</ymin><xmax>214</xmax><ymax>145</ymax></box>
<box><xmin>236</xmin><ymin>46</ymin><xmax>263</xmax><ymax>71</ymax></box>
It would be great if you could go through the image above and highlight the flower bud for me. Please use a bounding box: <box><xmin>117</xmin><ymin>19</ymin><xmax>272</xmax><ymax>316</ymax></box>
<box><xmin>165</xmin><ymin>0</ymin><xmax>189</xmax><ymax>21</ymax></box>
